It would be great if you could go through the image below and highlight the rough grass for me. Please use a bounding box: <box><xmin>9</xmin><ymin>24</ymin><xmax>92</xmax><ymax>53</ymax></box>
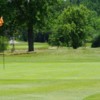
<box><xmin>0</xmin><ymin>43</ymin><xmax>100</xmax><ymax>100</ymax></box>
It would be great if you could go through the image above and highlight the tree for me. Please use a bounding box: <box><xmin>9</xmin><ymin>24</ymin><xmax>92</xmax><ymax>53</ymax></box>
<box><xmin>7</xmin><ymin>0</ymin><xmax>57</xmax><ymax>52</ymax></box>
<box><xmin>0</xmin><ymin>0</ymin><xmax>17</xmax><ymax>39</ymax></box>
<box><xmin>69</xmin><ymin>0</ymin><xmax>81</xmax><ymax>5</ymax></box>
<box><xmin>49</xmin><ymin>5</ymin><xmax>94</xmax><ymax>49</ymax></box>
<box><xmin>81</xmin><ymin>0</ymin><xmax>100</xmax><ymax>16</ymax></box>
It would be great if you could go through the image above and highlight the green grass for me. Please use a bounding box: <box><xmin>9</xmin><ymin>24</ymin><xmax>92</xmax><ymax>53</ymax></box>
<box><xmin>8</xmin><ymin>42</ymin><xmax>49</xmax><ymax>50</ymax></box>
<box><xmin>0</xmin><ymin>43</ymin><xmax>100</xmax><ymax>100</ymax></box>
<box><xmin>83</xmin><ymin>93</ymin><xmax>100</xmax><ymax>100</ymax></box>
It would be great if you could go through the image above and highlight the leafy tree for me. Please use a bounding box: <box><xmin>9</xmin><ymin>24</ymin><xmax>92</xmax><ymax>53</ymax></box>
<box><xmin>7</xmin><ymin>0</ymin><xmax>57</xmax><ymax>52</ymax></box>
<box><xmin>49</xmin><ymin>5</ymin><xmax>94</xmax><ymax>49</ymax></box>
<box><xmin>81</xmin><ymin>0</ymin><xmax>100</xmax><ymax>16</ymax></box>
<box><xmin>0</xmin><ymin>0</ymin><xmax>17</xmax><ymax>40</ymax></box>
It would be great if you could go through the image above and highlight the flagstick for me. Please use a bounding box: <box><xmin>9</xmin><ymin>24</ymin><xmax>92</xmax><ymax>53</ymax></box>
<box><xmin>0</xmin><ymin>16</ymin><xmax>5</xmax><ymax>69</ymax></box>
<box><xmin>3</xmin><ymin>49</ymin><xmax>5</xmax><ymax>70</ymax></box>
<box><xmin>3</xmin><ymin>33</ymin><xmax>5</xmax><ymax>70</ymax></box>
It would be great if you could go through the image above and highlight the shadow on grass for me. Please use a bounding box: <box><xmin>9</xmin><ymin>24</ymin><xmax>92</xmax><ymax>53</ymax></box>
<box><xmin>83</xmin><ymin>93</ymin><xmax>100</xmax><ymax>100</ymax></box>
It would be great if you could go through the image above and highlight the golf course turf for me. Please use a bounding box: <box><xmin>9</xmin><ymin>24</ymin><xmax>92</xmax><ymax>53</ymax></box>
<box><xmin>0</xmin><ymin>43</ymin><xmax>100</xmax><ymax>100</ymax></box>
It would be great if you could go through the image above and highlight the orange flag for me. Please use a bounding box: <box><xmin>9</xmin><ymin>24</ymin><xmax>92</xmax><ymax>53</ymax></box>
<box><xmin>0</xmin><ymin>17</ymin><xmax>4</xmax><ymax>27</ymax></box>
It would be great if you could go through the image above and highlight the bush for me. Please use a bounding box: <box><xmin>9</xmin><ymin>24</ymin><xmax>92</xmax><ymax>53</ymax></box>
<box><xmin>49</xmin><ymin>5</ymin><xmax>94</xmax><ymax>49</ymax></box>
<box><xmin>0</xmin><ymin>36</ymin><xmax>8</xmax><ymax>52</ymax></box>
<box><xmin>91</xmin><ymin>35</ymin><xmax>100</xmax><ymax>48</ymax></box>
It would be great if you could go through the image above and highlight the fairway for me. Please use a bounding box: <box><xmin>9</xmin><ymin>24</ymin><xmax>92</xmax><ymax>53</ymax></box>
<box><xmin>1</xmin><ymin>0</ymin><xmax>100</xmax><ymax>100</ymax></box>
<box><xmin>0</xmin><ymin>44</ymin><xmax>100</xmax><ymax>100</ymax></box>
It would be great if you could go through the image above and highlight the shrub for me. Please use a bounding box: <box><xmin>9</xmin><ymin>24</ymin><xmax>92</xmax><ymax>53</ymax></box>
<box><xmin>91</xmin><ymin>34</ymin><xmax>100</xmax><ymax>48</ymax></box>
<box><xmin>0</xmin><ymin>36</ymin><xmax>8</xmax><ymax>52</ymax></box>
<box><xmin>49</xmin><ymin>5</ymin><xmax>94</xmax><ymax>49</ymax></box>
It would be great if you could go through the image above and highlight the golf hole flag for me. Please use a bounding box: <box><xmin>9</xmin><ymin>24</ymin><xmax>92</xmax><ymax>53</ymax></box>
<box><xmin>0</xmin><ymin>16</ymin><xmax>4</xmax><ymax>27</ymax></box>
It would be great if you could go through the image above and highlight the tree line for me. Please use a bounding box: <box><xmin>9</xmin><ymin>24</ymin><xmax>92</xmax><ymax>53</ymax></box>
<box><xmin>0</xmin><ymin>0</ymin><xmax>100</xmax><ymax>52</ymax></box>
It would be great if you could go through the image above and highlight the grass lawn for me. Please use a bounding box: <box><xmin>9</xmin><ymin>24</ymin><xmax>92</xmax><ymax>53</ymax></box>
<box><xmin>0</xmin><ymin>42</ymin><xmax>100</xmax><ymax>100</ymax></box>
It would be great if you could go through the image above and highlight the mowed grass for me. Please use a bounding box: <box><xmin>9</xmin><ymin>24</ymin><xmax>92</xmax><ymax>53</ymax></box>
<box><xmin>8</xmin><ymin>42</ymin><xmax>48</xmax><ymax>50</ymax></box>
<box><xmin>0</xmin><ymin>43</ymin><xmax>100</xmax><ymax>100</ymax></box>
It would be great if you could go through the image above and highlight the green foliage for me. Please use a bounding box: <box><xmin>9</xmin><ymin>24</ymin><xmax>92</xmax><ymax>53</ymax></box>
<box><xmin>82</xmin><ymin>0</ymin><xmax>100</xmax><ymax>16</ymax></box>
<box><xmin>91</xmin><ymin>34</ymin><xmax>100</xmax><ymax>48</ymax></box>
<box><xmin>0</xmin><ymin>0</ymin><xmax>58</xmax><ymax>51</ymax></box>
<box><xmin>0</xmin><ymin>36</ymin><xmax>8</xmax><ymax>52</ymax></box>
<box><xmin>90</xmin><ymin>15</ymin><xmax>100</xmax><ymax>47</ymax></box>
<box><xmin>1</xmin><ymin>0</ymin><xmax>100</xmax><ymax>50</ymax></box>
<box><xmin>94</xmin><ymin>17</ymin><xmax>100</xmax><ymax>34</ymax></box>
<box><xmin>49</xmin><ymin>33</ymin><xmax>61</xmax><ymax>46</ymax></box>
<box><xmin>49</xmin><ymin>5</ymin><xmax>94</xmax><ymax>49</ymax></box>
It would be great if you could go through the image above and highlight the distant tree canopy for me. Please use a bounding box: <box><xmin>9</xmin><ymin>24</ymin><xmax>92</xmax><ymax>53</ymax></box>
<box><xmin>49</xmin><ymin>5</ymin><xmax>94</xmax><ymax>49</ymax></box>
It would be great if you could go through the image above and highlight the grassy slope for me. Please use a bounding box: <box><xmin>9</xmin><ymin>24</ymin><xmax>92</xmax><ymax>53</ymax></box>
<box><xmin>0</xmin><ymin>43</ymin><xmax>100</xmax><ymax>100</ymax></box>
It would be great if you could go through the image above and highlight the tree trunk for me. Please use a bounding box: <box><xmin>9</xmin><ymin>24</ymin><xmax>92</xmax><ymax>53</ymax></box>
<box><xmin>27</xmin><ymin>23</ymin><xmax>34</xmax><ymax>52</ymax></box>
